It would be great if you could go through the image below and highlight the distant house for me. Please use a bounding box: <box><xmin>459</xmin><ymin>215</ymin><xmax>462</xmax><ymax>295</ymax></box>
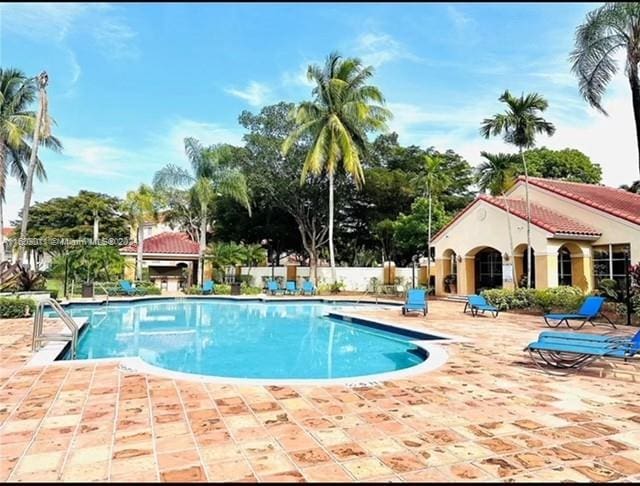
<box><xmin>120</xmin><ymin>217</ymin><xmax>201</xmax><ymax>291</ymax></box>
<box><xmin>432</xmin><ymin>177</ymin><xmax>640</xmax><ymax>296</ymax></box>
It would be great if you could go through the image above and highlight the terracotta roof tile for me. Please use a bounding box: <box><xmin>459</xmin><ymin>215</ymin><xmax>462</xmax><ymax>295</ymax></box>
<box><xmin>479</xmin><ymin>195</ymin><xmax>601</xmax><ymax>236</ymax></box>
<box><xmin>120</xmin><ymin>232</ymin><xmax>199</xmax><ymax>255</ymax></box>
<box><xmin>520</xmin><ymin>176</ymin><xmax>640</xmax><ymax>226</ymax></box>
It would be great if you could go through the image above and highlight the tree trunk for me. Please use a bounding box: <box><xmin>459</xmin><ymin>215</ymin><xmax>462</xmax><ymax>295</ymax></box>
<box><xmin>328</xmin><ymin>170</ymin><xmax>336</xmax><ymax>283</ymax></box>
<box><xmin>198</xmin><ymin>205</ymin><xmax>207</xmax><ymax>286</ymax></box>
<box><xmin>136</xmin><ymin>224</ymin><xmax>143</xmax><ymax>281</ymax></box>
<box><xmin>628</xmin><ymin>66</ymin><xmax>640</xmax><ymax>177</ymax></box>
<box><xmin>501</xmin><ymin>191</ymin><xmax>517</xmax><ymax>288</ymax></box>
<box><xmin>93</xmin><ymin>212</ymin><xmax>100</xmax><ymax>242</ymax></box>
<box><xmin>0</xmin><ymin>199</ymin><xmax>5</xmax><ymax>263</ymax></box>
<box><xmin>520</xmin><ymin>148</ymin><xmax>533</xmax><ymax>289</ymax></box>
<box><xmin>0</xmin><ymin>143</ymin><xmax>5</xmax><ymax>263</ymax></box>
<box><xmin>19</xmin><ymin>76</ymin><xmax>47</xmax><ymax>264</ymax></box>
<box><xmin>427</xmin><ymin>185</ymin><xmax>432</xmax><ymax>288</ymax></box>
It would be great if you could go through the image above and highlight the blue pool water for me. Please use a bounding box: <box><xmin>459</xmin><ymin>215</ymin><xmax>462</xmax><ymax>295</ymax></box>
<box><xmin>54</xmin><ymin>299</ymin><xmax>435</xmax><ymax>380</ymax></box>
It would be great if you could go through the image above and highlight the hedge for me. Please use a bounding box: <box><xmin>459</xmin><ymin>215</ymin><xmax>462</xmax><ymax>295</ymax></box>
<box><xmin>481</xmin><ymin>286</ymin><xmax>585</xmax><ymax>313</ymax></box>
<box><xmin>0</xmin><ymin>297</ymin><xmax>37</xmax><ymax>318</ymax></box>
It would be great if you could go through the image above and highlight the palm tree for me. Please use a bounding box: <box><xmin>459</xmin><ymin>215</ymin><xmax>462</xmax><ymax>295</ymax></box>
<box><xmin>621</xmin><ymin>180</ymin><xmax>640</xmax><ymax>193</ymax></box>
<box><xmin>571</xmin><ymin>2</ymin><xmax>640</xmax><ymax>176</ymax></box>
<box><xmin>19</xmin><ymin>71</ymin><xmax>62</xmax><ymax>263</ymax></box>
<box><xmin>240</xmin><ymin>243</ymin><xmax>267</xmax><ymax>278</ymax></box>
<box><xmin>282</xmin><ymin>52</ymin><xmax>391</xmax><ymax>283</ymax></box>
<box><xmin>153</xmin><ymin>138</ymin><xmax>251</xmax><ymax>286</ymax></box>
<box><xmin>476</xmin><ymin>152</ymin><xmax>519</xmax><ymax>281</ymax></box>
<box><xmin>122</xmin><ymin>184</ymin><xmax>157</xmax><ymax>281</ymax></box>
<box><xmin>0</xmin><ymin>69</ymin><xmax>54</xmax><ymax>263</ymax></box>
<box><xmin>481</xmin><ymin>90</ymin><xmax>555</xmax><ymax>289</ymax></box>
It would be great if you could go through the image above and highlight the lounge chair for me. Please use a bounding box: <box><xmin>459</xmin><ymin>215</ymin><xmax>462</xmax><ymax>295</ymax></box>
<box><xmin>302</xmin><ymin>280</ymin><xmax>316</xmax><ymax>296</ymax></box>
<box><xmin>285</xmin><ymin>281</ymin><xmax>300</xmax><ymax>295</ymax></box>
<box><xmin>402</xmin><ymin>288</ymin><xmax>427</xmax><ymax>316</ymax></box>
<box><xmin>525</xmin><ymin>329</ymin><xmax>640</xmax><ymax>374</ymax></box>
<box><xmin>119</xmin><ymin>280</ymin><xmax>141</xmax><ymax>296</ymax></box>
<box><xmin>267</xmin><ymin>280</ymin><xmax>284</xmax><ymax>296</ymax></box>
<box><xmin>202</xmin><ymin>280</ymin><xmax>214</xmax><ymax>295</ymax></box>
<box><xmin>543</xmin><ymin>296</ymin><xmax>615</xmax><ymax>330</ymax></box>
<box><xmin>464</xmin><ymin>294</ymin><xmax>499</xmax><ymax>318</ymax></box>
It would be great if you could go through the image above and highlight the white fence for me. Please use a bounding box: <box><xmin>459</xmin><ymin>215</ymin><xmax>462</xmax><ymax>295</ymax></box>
<box><xmin>239</xmin><ymin>266</ymin><xmax>422</xmax><ymax>291</ymax></box>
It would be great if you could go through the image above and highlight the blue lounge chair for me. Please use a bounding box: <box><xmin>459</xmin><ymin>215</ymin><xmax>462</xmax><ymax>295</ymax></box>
<box><xmin>267</xmin><ymin>280</ymin><xmax>284</xmax><ymax>296</ymax></box>
<box><xmin>119</xmin><ymin>280</ymin><xmax>140</xmax><ymax>296</ymax></box>
<box><xmin>544</xmin><ymin>296</ymin><xmax>615</xmax><ymax>330</ymax></box>
<box><xmin>525</xmin><ymin>329</ymin><xmax>640</xmax><ymax>374</ymax></box>
<box><xmin>464</xmin><ymin>295</ymin><xmax>499</xmax><ymax>318</ymax></box>
<box><xmin>202</xmin><ymin>280</ymin><xmax>214</xmax><ymax>295</ymax></box>
<box><xmin>402</xmin><ymin>288</ymin><xmax>427</xmax><ymax>316</ymax></box>
<box><xmin>285</xmin><ymin>281</ymin><xmax>300</xmax><ymax>295</ymax></box>
<box><xmin>302</xmin><ymin>280</ymin><xmax>316</xmax><ymax>296</ymax></box>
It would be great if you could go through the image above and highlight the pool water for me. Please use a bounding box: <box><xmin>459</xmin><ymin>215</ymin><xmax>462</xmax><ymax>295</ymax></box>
<box><xmin>54</xmin><ymin>299</ymin><xmax>433</xmax><ymax>380</ymax></box>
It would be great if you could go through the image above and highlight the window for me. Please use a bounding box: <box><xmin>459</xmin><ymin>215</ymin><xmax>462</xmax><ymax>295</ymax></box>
<box><xmin>558</xmin><ymin>247</ymin><xmax>572</xmax><ymax>286</ymax></box>
<box><xmin>593</xmin><ymin>243</ymin><xmax>630</xmax><ymax>290</ymax></box>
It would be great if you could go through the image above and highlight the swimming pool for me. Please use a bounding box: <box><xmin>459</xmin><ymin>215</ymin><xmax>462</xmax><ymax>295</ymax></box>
<box><xmin>53</xmin><ymin>299</ymin><xmax>444</xmax><ymax>381</ymax></box>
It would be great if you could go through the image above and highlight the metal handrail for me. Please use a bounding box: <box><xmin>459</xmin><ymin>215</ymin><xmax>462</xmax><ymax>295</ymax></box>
<box><xmin>32</xmin><ymin>298</ymin><xmax>79</xmax><ymax>359</ymax></box>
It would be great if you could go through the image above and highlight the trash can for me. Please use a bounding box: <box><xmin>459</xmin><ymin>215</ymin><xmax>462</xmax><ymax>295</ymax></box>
<box><xmin>230</xmin><ymin>282</ymin><xmax>241</xmax><ymax>295</ymax></box>
<box><xmin>82</xmin><ymin>282</ymin><xmax>94</xmax><ymax>298</ymax></box>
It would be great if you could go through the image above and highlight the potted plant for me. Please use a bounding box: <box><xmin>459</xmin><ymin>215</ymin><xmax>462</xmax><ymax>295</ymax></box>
<box><xmin>444</xmin><ymin>274</ymin><xmax>457</xmax><ymax>294</ymax></box>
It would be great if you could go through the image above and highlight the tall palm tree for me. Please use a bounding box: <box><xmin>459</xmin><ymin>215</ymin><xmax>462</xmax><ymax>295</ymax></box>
<box><xmin>0</xmin><ymin>69</ymin><xmax>53</xmax><ymax>263</ymax></box>
<box><xmin>476</xmin><ymin>152</ymin><xmax>519</xmax><ymax>282</ymax></box>
<box><xmin>122</xmin><ymin>184</ymin><xmax>158</xmax><ymax>281</ymax></box>
<box><xmin>282</xmin><ymin>52</ymin><xmax>391</xmax><ymax>282</ymax></box>
<box><xmin>481</xmin><ymin>90</ymin><xmax>555</xmax><ymax>289</ymax></box>
<box><xmin>153</xmin><ymin>138</ymin><xmax>251</xmax><ymax>285</ymax></box>
<box><xmin>621</xmin><ymin>180</ymin><xmax>640</xmax><ymax>193</ymax></box>
<box><xmin>19</xmin><ymin>71</ymin><xmax>61</xmax><ymax>263</ymax></box>
<box><xmin>414</xmin><ymin>154</ymin><xmax>451</xmax><ymax>283</ymax></box>
<box><xmin>571</xmin><ymin>2</ymin><xmax>640</xmax><ymax>176</ymax></box>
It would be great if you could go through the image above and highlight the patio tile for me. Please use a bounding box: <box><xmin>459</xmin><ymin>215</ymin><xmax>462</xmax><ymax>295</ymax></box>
<box><xmin>160</xmin><ymin>465</ymin><xmax>207</xmax><ymax>482</ymax></box>
<box><xmin>290</xmin><ymin>447</ymin><xmax>333</xmax><ymax>468</ymax></box>
<box><xmin>248</xmin><ymin>452</ymin><xmax>296</xmax><ymax>477</ymax></box>
<box><xmin>342</xmin><ymin>457</ymin><xmax>394</xmax><ymax>480</ymax></box>
<box><xmin>206</xmin><ymin>458</ymin><xmax>254</xmax><ymax>481</ymax></box>
<box><xmin>301</xmin><ymin>463</ymin><xmax>352</xmax><ymax>482</ymax></box>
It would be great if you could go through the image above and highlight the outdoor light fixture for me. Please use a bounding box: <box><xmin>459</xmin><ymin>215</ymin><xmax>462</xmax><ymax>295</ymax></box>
<box><xmin>503</xmin><ymin>252</ymin><xmax>510</xmax><ymax>261</ymax></box>
<box><xmin>456</xmin><ymin>255</ymin><xmax>462</xmax><ymax>263</ymax></box>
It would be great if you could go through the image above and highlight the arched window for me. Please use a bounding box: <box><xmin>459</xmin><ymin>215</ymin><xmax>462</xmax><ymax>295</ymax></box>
<box><xmin>558</xmin><ymin>247</ymin><xmax>572</xmax><ymax>286</ymax></box>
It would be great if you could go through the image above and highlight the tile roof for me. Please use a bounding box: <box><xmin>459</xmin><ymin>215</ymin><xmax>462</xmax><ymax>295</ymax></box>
<box><xmin>120</xmin><ymin>232</ymin><xmax>199</xmax><ymax>255</ymax></box>
<box><xmin>432</xmin><ymin>194</ymin><xmax>601</xmax><ymax>242</ymax></box>
<box><xmin>520</xmin><ymin>176</ymin><xmax>640</xmax><ymax>226</ymax></box>
<box><xmin>2</xmin><ymin>228</ymin><xmax>14</xmax><ymax>237</ymax></box>
<box><xmin>479</xmin><ymin>195</ymin><xmax>601</xmax><ymax>236</ymax></box>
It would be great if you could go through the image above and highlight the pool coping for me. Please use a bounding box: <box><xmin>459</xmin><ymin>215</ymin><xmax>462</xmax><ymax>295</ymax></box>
<box><xmin>27</xmin><ymin>300</ymin><xmax>466</xmax><ymax>386</ymax></box>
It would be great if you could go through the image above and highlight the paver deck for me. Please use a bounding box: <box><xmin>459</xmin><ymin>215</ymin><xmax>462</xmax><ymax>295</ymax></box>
<box><xmin>2</xmin><ymin>299</ymin><xmax>640</xmax><ymax>482</ymax></box>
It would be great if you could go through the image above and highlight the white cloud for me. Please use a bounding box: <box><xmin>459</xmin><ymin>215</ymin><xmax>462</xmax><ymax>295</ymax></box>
<box><xmin>354</xmin><ymin>32</ymin><xmax>421</xmax><ymax>68</ymax></box>
<box><xmin>282</xmin><ymin>63</ymin><xmax>315</xmax><ymax>88</ymax></box>
<box><xmin>447</xmin><ymin>5</ymin><xmax>472</xmax><ymax>30</ymax></box>
<box><xmin>60</xmin><ymin>137</ymin><xmax>133</xmax><ymax>177</ymax></box>
<box><xmin>161</xmin><ymin>119</ymin><xmax>244</xmax><ymax>162</ymax></box>
<box><xmin>0</xmin><ymin>2</ymin><xmax>139</xmax><ymax>60</ymax></box>
<box><xmin>225</xmin><ymin>81</ymin><xmax>271</xmax><ymax>107</ymax></box>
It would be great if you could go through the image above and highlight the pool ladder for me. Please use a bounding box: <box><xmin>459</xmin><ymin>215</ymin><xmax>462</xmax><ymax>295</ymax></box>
<box><xmin>32</xmin><ymin>298</ymin><xmax>79</xmax><ymax>359</ymax></box>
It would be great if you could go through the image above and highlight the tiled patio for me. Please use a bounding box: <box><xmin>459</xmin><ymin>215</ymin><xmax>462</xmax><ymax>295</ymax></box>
<box><xmin>2</xmin><ymin>299</ymin><xmax>640</xmax><ymax>482</ymax></box>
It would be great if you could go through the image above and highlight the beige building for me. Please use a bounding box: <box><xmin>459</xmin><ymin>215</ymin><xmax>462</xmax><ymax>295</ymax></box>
<box><xmin>432</xmin><ymin>177</ymin><xmax>640</xmax><ymax>296</ymax></box>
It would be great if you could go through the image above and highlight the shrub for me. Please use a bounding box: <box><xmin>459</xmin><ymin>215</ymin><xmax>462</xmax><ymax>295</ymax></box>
<box><xmin>0</xmin><ymin>297</ymin><xmax>36</xmax><ymax>318</ymax></box>
<box><xmin>482</xmin><ymin>286</ymin><xmax>584</xmax><ymax>313</ymax></box>
<box><xmin>48</xmin><ymin>289</ymin><xmax>59</xmax><ymax>300</ymax></box>
<box><xmin>596</xmin><ymin>278</ymin><xmax>619</xmax><ymax>301</ymax></box>
<box><xmin>214</xmin><ymin>284</ymin><xmax>231</xmax><ymax>295</ymax></box>
<box><xmin>240</xmin><ymin>283</ymin><xmax>261</xmax><ymax>295</ymax></box>
<box><xmin>143</xmin><ymin>286</ymin><xmax>162</xmax><ymax>295</ymax></box>
<box><xmin>184</xmin><ymin>286</ymin><xmax>202</xmax><ymax>295</ymax></box>
<box><xmin>482</xmin><ymin>288</ymin><xmax>536</xmax><ymax>311</ymax></box>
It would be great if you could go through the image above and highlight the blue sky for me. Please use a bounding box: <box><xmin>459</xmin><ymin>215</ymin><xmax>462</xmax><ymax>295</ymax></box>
<box><xmin>1</xmin><ymin>2</ymin><xmax>635</xmax><ymax>221</ymax></box>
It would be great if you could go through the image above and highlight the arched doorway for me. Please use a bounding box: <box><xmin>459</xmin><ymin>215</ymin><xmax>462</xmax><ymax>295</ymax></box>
<box><xmin>442</xmin><ymin>249</ymin><xmax>457</xmax><ymax>293</ymax></box>
<box><xmin>513</xmin><ymin>244</ymin><xmax>536</xmax><ymax>288</ymax></box>
<box><xmin>475</xmin><ymin>247</ymin><xmax>503</xmax><ymax>292</ymax></box>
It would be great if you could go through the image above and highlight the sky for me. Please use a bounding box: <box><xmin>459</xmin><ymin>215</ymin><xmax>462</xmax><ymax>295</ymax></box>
<box><xmin>0</xmin><ymin>2</ymin><xmax>637</xmax><ymax>222</ymax></box>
